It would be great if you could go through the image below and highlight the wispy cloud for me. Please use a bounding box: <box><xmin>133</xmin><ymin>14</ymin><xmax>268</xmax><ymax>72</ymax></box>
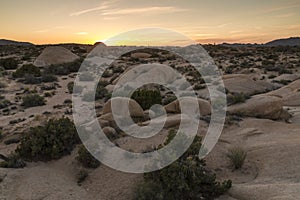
<box><xmin>274</xmin><ymin>13</ymin><xmax>295</xmax><ymax>18</ymax></box>
<box><xmin>70</xmin><ymin>1</ymin><xmax>187</xmax><ymax>17</ymax></box>
<box><xmin>102</xmin><ymin>6</ymin><xmax>187</xmax><ymax>16</ymax></box>
<box><xmin>262</xmin><ymin>3</ymin><xmax>300</xmax><ymax>13</ymax></box>
<box><xmin>76</xmin><ymin>32</ymin><xmax>88</xmax><ymax>35</ymax></box>
<box><xmin>70</xmin><ymin>1</ymin><xmax>114</xmax><ymax>16</ymax></box>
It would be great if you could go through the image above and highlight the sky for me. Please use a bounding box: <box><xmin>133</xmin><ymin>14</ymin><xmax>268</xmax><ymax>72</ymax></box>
<box><xmin>1</xmin><ymin>0</ymin><xmax>300</xmax><ymax>45</ymax></box>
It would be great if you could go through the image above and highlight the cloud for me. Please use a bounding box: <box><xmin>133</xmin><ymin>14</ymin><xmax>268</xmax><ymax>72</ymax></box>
<box><xmin>76</xmin><ymin>32</ymin><xmax>88</xmax><ymax>35</ymax></box>
<box><xmin>274</xmin><ymin>13</ymin><xmax>295</xmax><ymax>18</ymax></box>
<box><xmin>262</xmin><ymin>3</ymin><xmax>300</xmax><ymax>13</ymax></box>
<box><xmin>70</xmin><ymin>1</ymin><xmax>115</xmax><ymax>16</ymax></box>
<box><xmin>102</xmin><ymin>6</ymin><xmax>187</xmax><ymax>16</ymax></box>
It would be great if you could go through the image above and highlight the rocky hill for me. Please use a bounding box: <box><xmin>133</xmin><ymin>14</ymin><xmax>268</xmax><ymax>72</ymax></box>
<box><xmin>0</xmin><ymin>39</ymin><xmax>33</xmax><ymax>46</ymax></box>
<box><xmin>265</xmin><ymin>37</ymin><xmax>300</xmax><ymax>46</ymax></box>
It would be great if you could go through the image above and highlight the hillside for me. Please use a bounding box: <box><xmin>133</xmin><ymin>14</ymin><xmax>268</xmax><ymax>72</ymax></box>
<box><xmin>0</xmin><ymin>39</ymin><xmax>34</xmax><ymax>46</ymax></box>
<box><xmin>265</xmin><ymin>37</ymin><xmax>300</xmax><ymax>46</ymax></box>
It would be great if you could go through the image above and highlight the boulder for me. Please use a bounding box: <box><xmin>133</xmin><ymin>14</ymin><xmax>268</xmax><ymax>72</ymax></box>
<box><xmin>102</xmin><ymin>97</ymin><xmax>144</xmax><ymax>118</ymax></box>
<box><xmin>34</xmin><ymin>46</ymin><xmax>79</xmax><ymax>67</ymax></box>
<box><xmin>223</xmin><ymin>74</ymin><xmax>272</xmax><ymax>95</ymax></box>
<box><xmin>164</xmin><ymin>97</ymin><xmax>211</xmax><ymax>116</ymax></box>
<box><xmin>227</xmin><ymin>94</ymin><xmax>285</xmax><ymax>119</ymax></box>
<box><xmin>102</xmin><ymin>127</ymin><xmax>117</xmax><ymax>136</ymax></box>
<box><xmin>268</xmin><ymin>79</ymin><xmax>300</xmax><ymax>106</ymax></box>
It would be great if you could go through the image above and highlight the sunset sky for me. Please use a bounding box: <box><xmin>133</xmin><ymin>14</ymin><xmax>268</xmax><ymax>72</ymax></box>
<box><xmin>1</xmin><ymin>0</ymin><xmax>300</xmax><ymax>45</ymax></box>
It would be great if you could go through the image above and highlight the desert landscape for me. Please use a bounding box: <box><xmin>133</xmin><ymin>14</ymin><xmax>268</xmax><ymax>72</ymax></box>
<box><xmin>0</xmin><ymin>38</ymin><xmax>299</xmax><ymax>199</ymax></box>
<box><xmin>1</xmin><ymin>0</ymin><xmax>300</xmax><ymax>199</ymax></box>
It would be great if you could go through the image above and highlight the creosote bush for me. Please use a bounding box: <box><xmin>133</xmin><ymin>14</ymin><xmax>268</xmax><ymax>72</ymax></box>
<box><xmin>21</xmin><ymin>93</ymin><xmax>45</xmax><ymax>108</ymax></box>
<box><xmin>13</xmin><ymin>64</ymin><xmax>41</xmax><ymax>78</ymax></box>
<box><xmin>0</xmin><ymin>57</ymin><xmax>18</xmax><ymax>70</ymax></box>
<box><xmin>16</xmin><ymin>117</ymin><xmax>80</xmax><ymax>161</ymax></box>
<box><xmin>76</xmin><ymin>144</ymin><xmax>101</xmax><ymax>168</ymax></box>
<box><xmin>131</xmin><ymin>89</ymin><xmax>162</xmax><ymax>110</ymax></box>
<box><xmin>227</xmin><ymin>146</ymin><xmax>247</xmax><ymax>170</ymax></box>
<box><xmin>134</xmin><ymin>131</ymin><xmax>232</xmax><ymax>200</ymax></box>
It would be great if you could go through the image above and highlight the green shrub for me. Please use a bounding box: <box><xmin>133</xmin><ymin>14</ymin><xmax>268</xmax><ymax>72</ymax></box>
<box><xmin>13</xmin><ymin>64</ymin><xmax>41</xmax><ymax>78</ymax></box>
<box><xmin>76</xmin><ymin>144</ymin><xmax>100</xmax><ymax>168</ymax></box>
<box><xmin>0</xmin><ymin>57</ymin><xmax>18</xmax><ymax>70</ymax></box>
<box><xmin>0</xmin><ymin>153</ymin><xmax>26</xmax><ymax>168</ymax></box>
<box><xmin>16</xmin><ymin>117</ymin><xmax>80</xmax><ymax>161</ymax></box>
<box><xmin>131</xmin><ymin>89</ymin><xmax>162</xmax><ymax>110</ymax></box>
<box><xmin>0</xmin><ymin>99</ymin><xmax>11</xmax><ymax>109</ymax></box>
<box><xmin>0</xmin><ymin>81</ymin><xmax>6</xmax><ymax>88</ymax></box>
<box><xmin>228</xmin><ymin>92</ymin><xmax>250</xmax><ymax>105</ymax></box>
<box><xmin>77</xmin><ymin>169</ymin><xmax>88</xmax><ymax>185</ymax></box>
<box><xmin>45</xmin><ymin>58</ymin><xmax>83</xmax><ymax>75</ymax></box>
<box><xmin>134</xmin><ymin>132</ymin><xmax>232</xmax><ymax>200</ymax></box>
<box><xmin>41</xmin><ymin>73</ymin><xmax>57</xmax><ymax>82</ymax></box>
<box><xmin>21</xmin><ymin>94</ymin><xmax>45</xmax><ymax>108</ymax></box>
<box><xmin>67</xmin><ymin>82</ymin><xmax>83</xmax><ymax>94</ymax></box>
<box><xmin>227</xmin><ymin>146</ymin><xmax>247</xmax><ymax>170</ymax></box>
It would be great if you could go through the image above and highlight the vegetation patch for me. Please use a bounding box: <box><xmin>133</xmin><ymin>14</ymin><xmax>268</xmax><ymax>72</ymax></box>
<box><xmin>21</xmin><ymin>93</ymin><xmax>45</xmax><ymax>108</ymax></box>
<box><xmin>134</xmin><ymin>131</ymin><xmax>232</xmax><ymax>200</ymax></box>
<box><xmin>16</xmin><ymin>117</ymin><xmax>80</xmax><ymax>161</ymax></box>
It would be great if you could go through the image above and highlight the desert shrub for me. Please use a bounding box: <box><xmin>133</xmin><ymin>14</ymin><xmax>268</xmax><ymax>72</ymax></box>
<box><xmin>0</xmin><ymin>81</ymin><xmax>6</xmax><ymax>88</ymax></box>
<box><xmin>227</xmin><ymin>146</ymin><xmax>247</xmax><ymax>170</ymax></box>
<box><xmin>13</xmin><ymin>64</ymin><xmax>41</xmax><ymax>78</ymax></box>
<box><xmin>0</xmin><ymin>153</ymin><xmax>26</xmax><ymax>168</ymax></box>
<box><xmin>162</xmin><ymin>95</ymin><xmax>177</xmax><ymax>105</ymax></box>
<box><xmin>0</xmin><ymin>57</ymin><xmax>18</xmax><ymax>70</ymax></box>
<box><xmin>21</xmin><ymin>93</ymin><xmax>45</xmax><ymax>108</ymax></box>
<box><xmin>227</xmin><ymin>92</ymin><xmax>250</xmax><ymax>105</ymax></box>
<box><xmin>23</xmin><ymin>74</ymin><xmax>41</xmax><ymax>84</ymax></box>
<box><xmin>45</xmin><ymin>58</ymin><xmax>83</xmax><ymax>75</ymax></box>
<box><xmin>0</xmin><ymin>99</ymin><xmax>11</xmax><ymax>109</ymax></box>
<box><xmin>134</xmin><ymin>132</ymin><xmax>232</xmax><ymax>200</ymax></box>
<box><xmin>16</xmin><ymin>117</ymin><xmax>80</xmax><ymax>161</ymax></box>
<box><xmin>67</xmin><ymin>82</ymin><xmax>83</xmax><ymax>94</ymax></box>
<box><xmin>134</xmin><ymin>181</ymin><xmax>164</xmax><ymax>200</ymax></box>
<box><xmin>0</xmin><ymin>129</ymin><xmax>2</xmax><ymax>140</ymax></box>
<box><xmin>76</xmin><ymin>144</ymin><xmax>100</xmax><ymax>168</ymax></box>
<box><xmin>41</xmin><ymin>73</ymin><xmax>57</xmax><ymax>82</ymax></box>
<box><xmin>131</xmin><ymin>89</ymin><xmax>162</xmax><ymax>110</ymax></box>
<box><xmin>77</xmin><ymin>169</ymin><xmax>88</xmax><ymax>185</ymax></box>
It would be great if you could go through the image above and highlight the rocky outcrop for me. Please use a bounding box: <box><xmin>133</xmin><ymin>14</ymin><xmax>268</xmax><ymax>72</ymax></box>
<box><xmin>227</xmin><ymin>94</ymin><xmax>288</xmax><ymax>120</ymax></box>
<box><xmin>164</xmin><ymin>97</ymin><xmax>211</xmax><ymax>116</ymax></box>
<box><xmin>223</xmin><ymin>74</ymin><xmax>272</xmax><ymax>95</ymax></box>
<box><xmin>268</xmin><ymin>79</ymin><xmax>300</xmax><ymax>106</ymax></box>
<box><xmin>102</xmin><ymin>97</ymin><xmax>144</xmax><ymax>118</ymax></box>
<box><xmin>34</xmin><ymin>46</ymin><xmax>79</xmax><ymax>67</ymax></box>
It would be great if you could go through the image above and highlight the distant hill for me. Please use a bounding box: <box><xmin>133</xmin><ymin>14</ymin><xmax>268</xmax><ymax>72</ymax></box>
<box><xmin>265</xmin><ymin>37</ymin><xmax>300</xmax><ymax>46</ymax></box>
<box><xmin>0</xmin><ymin>39</ymin><xmax>34</xmax><ymax>46</ymax></box>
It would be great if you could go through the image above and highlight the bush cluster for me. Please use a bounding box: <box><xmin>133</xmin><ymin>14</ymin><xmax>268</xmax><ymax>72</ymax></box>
<box><xmin>16</xmin><ymin>117</ymin><xmax>80</xmax><ymax>161</ymax></box>
<box><xmin>134</xmin><ymin>131</ymin><xmax>232</xmax><ymax>200</ymax></box>
<box><xmin>76</xmin><ymin>144</ymin><xmax>100</xmax><ymax>168</ymax></box>
<box><xmin>0</xmin><ymin>57</ymin><xmax>18</xmax><ymax>70</ymax></box>
<box><xmin>13</xmin><ymin>64</ymin><xmax>41</xmax><ymax>78</ymax></box>
<box><xmin>131</xmin><ymin>89</ymin><xmax>162</xmax><ymax>110</ymax></box>
<box><xmin>21</xmin><ymin>93</ymin><xmax>46</xmax><ymax>108</ymax></box>
<box><xmin>44</xmin><ymin>58</ymin><xmax>83</xmax><ymax>75</ymax></box>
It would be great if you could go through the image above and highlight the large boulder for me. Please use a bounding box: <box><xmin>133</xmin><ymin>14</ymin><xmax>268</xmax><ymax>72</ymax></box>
<box><xmin>268</xmin><ymin>79</ymin><xmax>300</xmax><ymax>106</ymax></box>
<box><xmin>223</xmin><ymin>74</ymin><xmax>272</xmax><ymax>95</ymax></box>
<box><xmin>227</xmin><ymin>94</ymin><xmax>285</xmax><ymax>120</ymax></box>
<box><xmin>34</xmin><ymin>46</ymin><xmax>79</xmax><ymax>67</ymax></box>
<box><xmin>102</xmin><ymin>97</ymin><xmax>144</xmax><ymax>118</ymax></box>
<box><xmin>164</xmin><ymin>97</ymin><xmax>211</xmax><ymax>116</ymax></box>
